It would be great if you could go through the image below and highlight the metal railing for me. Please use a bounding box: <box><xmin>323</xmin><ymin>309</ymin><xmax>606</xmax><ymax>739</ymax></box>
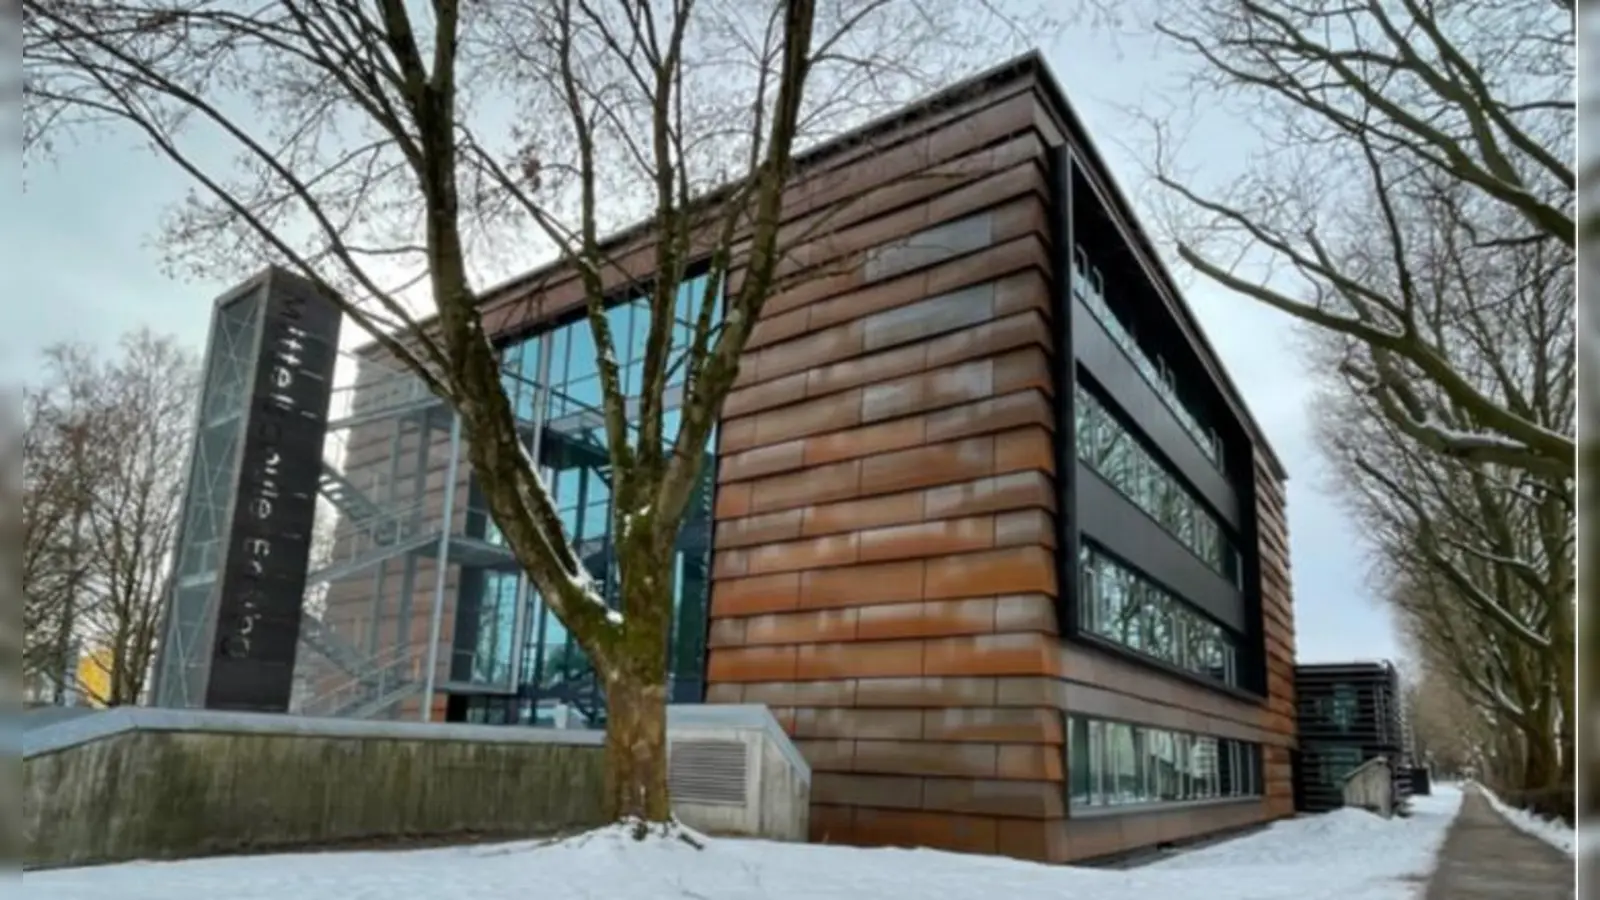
<box><xmin>297</xmin><ymin>642</ymin><xmax>423</xmax><ymax>719</ymax></box>
<box><xmin>298</xmin><ymin>610</ymin><xmax>366</xmax><ymax>674</ymax></box>
<box><xmin>308</xmin><ymin>498</ymin><xmax>433</xmax><ymax>584</ymax></box>
<box><xmin>449</xmin><ymin>646</ymin><xmax>518</xmax><ymax>692</ymax></box>
<box><xmin>1072</xmin><ymin>247</ymin><xmax>1223</xmax><ymax>467</ymax></box>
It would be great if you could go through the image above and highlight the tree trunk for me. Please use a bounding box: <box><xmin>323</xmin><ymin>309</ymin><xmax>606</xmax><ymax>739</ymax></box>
<box><xmin>602</xmin><ymin>534</ymin><xmax>676</xmax><ymax>830</ymax></box>
<box><xmin>1547</xmin><ymin>585</ymin><xmax>1576</xmax><ymax>808</ymax></box>
<box><xmin>1516</xmin><ymin>723</ymin><xmax>1566</xmax><ymax>820</ymax></box>
<box><xmin>1491</xmin><ymin>730</ymin><xmax>1523</xmax><ymax>789</ymax></box>
<box><xmin>603</xmin><ymin>672</ymin><xmax>671</xmax><ymax>826</ymax></box>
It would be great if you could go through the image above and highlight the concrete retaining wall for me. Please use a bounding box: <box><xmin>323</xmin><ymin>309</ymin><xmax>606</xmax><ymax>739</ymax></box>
<box><xmin>23</xmin><ymin>704</ymin><xmax>810</xmax><ymax>869</ymax></box>
<box><xmin>24</xmin><ymin>708</ymin><xmax>607</xmax><ymax>869</ymax></box>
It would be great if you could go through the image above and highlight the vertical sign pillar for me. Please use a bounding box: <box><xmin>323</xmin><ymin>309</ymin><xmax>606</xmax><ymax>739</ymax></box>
<box><xmin>206</xmin><ymin>269</ymin><xmax>342</xmax><ymax>711</ymax></box>
<box><xmin>152</xmin><ymin>266</ymin><xmax>342</xmax><ymax>713</ymax></box>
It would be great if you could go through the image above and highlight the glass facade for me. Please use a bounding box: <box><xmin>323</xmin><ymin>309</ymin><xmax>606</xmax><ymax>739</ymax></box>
<box><xmin>1078</xmin><ymin>543</ymin><xmax>1239</xmax><ymax>687</ymax></box>
<box><xmin>1075</xmin><ymin>383</ymin><xmax>1241</xmax><ymax>584</ymax></box>
<box><xmin>1064</xmin><ymin>233</ymin><xmax>1269</xmax><ymax>817</ymax></box>
<box><xmin>451</xmin><ymin>275</ymin><xmax>718</xmax><ymax>726</ymax></box>
<box><xmin>1328</xmin><ymin>685</ymin><xmax>1359</xmax><ymax>731</ymax></box>
<box><xmin>1068</xmin><ymin>716</ymin><xmax>1263</xmax><ymax>810</ymax></box>
<box><xmin>1315</xmin><ymin>745</ymin><xmax>1365</xmax><ymax>788</ymax></box>
<box><xmin>1072</xmin><ymin>243</ymin><xmax>1222</xmax><ymax>467</ymax></box>
<box><xmin>1299</xmin><ymin>687</ymin><xmax>1366</xmax><ymax>735</ymax></box>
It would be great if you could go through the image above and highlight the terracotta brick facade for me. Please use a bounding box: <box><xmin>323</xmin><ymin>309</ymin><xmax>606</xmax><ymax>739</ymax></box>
<box><xmin>701</xmin><ymin>57</ymin><xmax>1298</xmax><ymax>862</ymax></box>
<box><xmin>322</xmin><ymin>53</ymin><xmax>1299</xmax><ymax>862</ymax></box>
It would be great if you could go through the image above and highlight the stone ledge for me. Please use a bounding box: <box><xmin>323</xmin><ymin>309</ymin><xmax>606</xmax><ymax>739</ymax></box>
<box><xmin>23</xmin><ymin>706</ymin><xmax>604</xmax><ymax>758</ymax></box>
<box><xmin>23</xmin><ymin>703</ymin><xmax>804</xmax><ymax>771</ymax></box>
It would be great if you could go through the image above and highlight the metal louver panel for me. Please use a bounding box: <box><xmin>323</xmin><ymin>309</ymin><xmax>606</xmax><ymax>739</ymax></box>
<box><xmin>669</xmin><ymin>739</ymin><xmax>748</xmax><ymax>806</ymax></box>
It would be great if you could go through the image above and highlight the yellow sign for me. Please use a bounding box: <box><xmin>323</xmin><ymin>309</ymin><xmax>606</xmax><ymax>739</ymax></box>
<box><xmin>75</xmin><ymin>646</ymin><xmax>115</xmax><ymax>707</ymax></box>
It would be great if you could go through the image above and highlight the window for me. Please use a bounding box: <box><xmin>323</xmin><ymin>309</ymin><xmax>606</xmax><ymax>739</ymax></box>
<box><xmin>475</xmin><ymin>571</ymin><xmax>518</xmax><ymax>684</ymax></box>
<box><xmin>1110</xmin><ymin>721</ymin><xmax>1140</xmax><ymax>803</ymax></box>
<box><xmin>1316</xmin><ymin>745</ymin><xmax>1365</xmax><ymax>790</ymax></box>
<box><xmin>1330</xmin><ymin>685</ymin><xmax>1360</xmax><ymax>731</ymax></box>
<box><xmin>1068</xmin><ymin>716</ymin><xmax>1264</xmax><ymax>811</ymax></box>
<box><xmin>1069</xmin><ymin>713</ymin><xmax>1093</xmax><ymax>806</ymax></box>
<box><xmin>454</xmin><ymin>273</ymin><xmax>721</xmax><ymax>718</ymax></box>
<box><xmin>1078</xmin><ymin>543</ymin><xmax>1241</xmax><ymax>687</ymax></box>
<box><xmin>1075</xmin><ymin>385</ymin><xmax>1242</xmax><ymax>581</ymax></box>
<box><xmin>1072</xmin><ymin>244</ymin><xmax>1222</xmax><ymax>467</ymax></box>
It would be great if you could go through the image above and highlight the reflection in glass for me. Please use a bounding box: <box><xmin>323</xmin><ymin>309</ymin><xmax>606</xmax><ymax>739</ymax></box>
<box><xmin>1330</xmin><ymin>684</ymin><xmax>1359</xmax><ymax>731</ymax></box>
<box><xmin>1067</xmin><ymin>715</ymin><xmax>1263</xmax><ymax>811</ymax></box>
<box><xmin>1071</xmin><ymin>243</ymin><xmax>1222</xmax><ymax>467</ymax></box>
<box><xmin>1070</xmin><ymin>715</ymin><xmax>1093</xmax><ymax>806</ymax></box>
<box><xmin>1079</xmin><ymin>544</ymin><xmax>1240</xmax><ymax>687</ymax></box>
<box><xmin>1318</xmin><ymin>745</ymin><xmax>1364</xmax><ymax>787</ymax></box>
<box><xmin>1075</xmin><ymin>384</ymin><xmax>1241</xmax><ymax>583</ymax></box>
<box><xmin>452</xmin><ymin>274</ymin><xmax>719</xmax><ymax>726</ymax></box>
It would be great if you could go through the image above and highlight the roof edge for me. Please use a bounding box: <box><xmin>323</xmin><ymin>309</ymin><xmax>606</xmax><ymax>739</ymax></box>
<box><xmin>345</xmin><ymin>50</ymin><xmax>1289</xmax><ymax>480</ymax></box>
<box><xmin>471</xmin><ymin>50</ymin><xmax>1049</xmax><ymax>309</ymax></box>
<box><xmin>1017</xmin><ymin>59</ymin><xmax>1289</xmax><ymax>481</ymax></box>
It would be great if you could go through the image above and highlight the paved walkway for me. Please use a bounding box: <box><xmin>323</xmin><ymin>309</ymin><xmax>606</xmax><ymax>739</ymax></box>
<box><xmin>1424</xmin><ymin>786</ymin><xmax>1572</xmax><ymax>899</ymax></box>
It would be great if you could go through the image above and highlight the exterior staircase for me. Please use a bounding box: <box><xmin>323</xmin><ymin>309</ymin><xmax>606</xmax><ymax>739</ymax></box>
<box><xmin>291</xmin><ymin>354</ymin><xmax>659</xmax><ymax>724</ymax></box>
<box><xmin>298</xmin><ymin>610</ymin><xmax>366</xmax><ymax>675</ymax></box>
<box><xmin>291</xmin><ymin>361</ymin><xmax>446</xmax><ymax>718</ymax></box>
<box><xmin>317</xmin><ymin>466</ymin><xmax>385</xmax><ymax>525</ymax></box>
<box><xmin>296</xmin><ymin>643</ymin><xmax>424</xmax><ymax>719</ymax></box>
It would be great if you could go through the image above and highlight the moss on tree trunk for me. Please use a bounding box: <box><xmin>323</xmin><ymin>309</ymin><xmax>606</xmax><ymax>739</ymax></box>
<box><xmin>603</xmin><ymin>675</ymin><xmax>670</xmax><ymax>825</ymax></box>
<box><xmin>602</xmin><ymin>536</ymin><xmax>675</xmax><ymax>828</ymax></box>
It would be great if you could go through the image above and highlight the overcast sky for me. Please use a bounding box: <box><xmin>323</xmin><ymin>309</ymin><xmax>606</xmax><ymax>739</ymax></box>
<box><xmin>6</xmin><ymin>26</ymin><xmax>1400</xmax><ymax>665</ymax></box>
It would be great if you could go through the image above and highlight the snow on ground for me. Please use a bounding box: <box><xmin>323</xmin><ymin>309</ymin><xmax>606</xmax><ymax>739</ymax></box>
<box><xmin>1477</xmin><ymin>782</ymin><xmax>1576</xmax><ymax>856</ymax></box>
<box><xmin>27</xmin><ymin>787</ymin><xmax>1463</xmax><ymax>900</ymax></box>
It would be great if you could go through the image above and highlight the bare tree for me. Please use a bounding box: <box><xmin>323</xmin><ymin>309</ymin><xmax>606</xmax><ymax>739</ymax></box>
<box><xmin>20</xmin><ymin>349</ymin><xmax>102</xmax><ymax>701</ymax></box>
<box><xmin>20</xmin><ymin>331</ymin><xmax>197</xmax><ymax>707</ymax></box>
<box><xmin>1310</xmin><ymin>179</ymin><xmax>1574</xmax><ymax>815</ymax></box>
<box><xmin>23</xmin><ymin>0</ymin><xmax>1045</xmax><ymax>827</ymax></box>
<box><xmin>1403</xmin><ymin>652</ymin><xmax>1497</xmax><ymax>779</ymax></box>
<box><xmin>1135</xmin><ymin>0</ymin><xmax>1573</xmax><ymax>478</ymax></box>
<box><xmin>1116</xmin><ymin>0</ymin><xmax>1576</xmax><ymax>817</ymax></box>
<box><xmin>78</xmin><ymin>332</ymin><xmax>197</xmax><ymax>706</ymax></box>
<box><xmin>1391</xmin><ymin>565</ymin><xmax>1566</xmax><ymax>811</ymax></box>
<box><xmin>21</xmin><ymin>387</ymin><xmax>72</xmax><ymax>698</ymax></box>
<box><xmin>1319</xmin><ymin>368</ymin><xmax>1572</xmax><ymax>817</ymax></box>
<box><xmin>1576</xmin><ymin>0</ymin><xmax>1600</xmax><ymax>825</ymax></box>
<box><xmin>1336</xmin><ymin>423</ymin><xmax>1571</xmax><ymax>813</ymax></box>
<box><xmin>2</xmin><ymin>391</ymin><xmax>24</xmax><ymax>709</ymax></box>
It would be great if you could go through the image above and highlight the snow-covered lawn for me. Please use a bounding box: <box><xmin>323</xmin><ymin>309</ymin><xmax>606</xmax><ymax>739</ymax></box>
<box><xmin>27</xmin><ymin>787</ymin><xmax>1463</xmax><ymax>900</ymax></box>
<box><xmin>1477</xmin><ymin>783</ymin><xmax>1576</xmax><ymax>856</ymax></box>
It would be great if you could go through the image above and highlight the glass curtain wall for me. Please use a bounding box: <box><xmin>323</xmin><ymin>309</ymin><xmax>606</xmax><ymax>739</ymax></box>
<box><xmin>1074</xmin><ymin>383</ymin><xmax>1241</xmax><ymax>585</ymax></box>
<box><xmin>1067</xmin><ymin>716</ymin><xmax>1263</xmax><ymax>810</ymax></box>
<box><xmin>1078</xmin><ymin>543</ymin><xmax>1240</xmax><ymax>687</ymax></box>
<box><xmin>453</xmin><ymin>274</ymin><xmax>718</xmax><ymax>726</ymax></box>
<box><xmin>1071</xmin><ymin>244</ymin><xmax>1222</xmax><ymax>467</ymax></box>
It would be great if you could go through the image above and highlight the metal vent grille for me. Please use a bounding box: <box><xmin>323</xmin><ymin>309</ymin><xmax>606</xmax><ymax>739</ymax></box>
<box><xmin>669</xmin><ymin>739</ymin><xmax>748</xmax><ymax>806</ymax></box>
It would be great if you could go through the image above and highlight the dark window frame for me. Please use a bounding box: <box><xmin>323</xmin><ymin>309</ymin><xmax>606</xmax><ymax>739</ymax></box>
<box><xmin>1067</xmin><ymin>714</ymin><xmax>1266</xmax><ymax>816</ymax></box>
<box><xmin>1077</xmin><ymin>539</ymin><xmax>1243</xmax><ymax>689</ymax></box>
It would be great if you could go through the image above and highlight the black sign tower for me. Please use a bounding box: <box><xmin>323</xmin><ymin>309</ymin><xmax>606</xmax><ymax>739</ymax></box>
<box><xmin>151</xmin><ymin>268</ymin><xmax>342</xmax><ymax>712</ymax></box>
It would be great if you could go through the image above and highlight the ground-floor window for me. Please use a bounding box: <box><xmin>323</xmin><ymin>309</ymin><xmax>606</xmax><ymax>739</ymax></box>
<box><xmin>447</xmin><ymin>442</ymin><xmax>715</xmax><ymax>727</ymax></box>
<box><xmin>1311</xmin><ymin>744</ymin><xmax>1366</xmax><ymax>789</ymax></box>
<box><xmin>1067</xmin><ymin>715</ymin><xmax>1263</xmax><ymax>810</ymax></box>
